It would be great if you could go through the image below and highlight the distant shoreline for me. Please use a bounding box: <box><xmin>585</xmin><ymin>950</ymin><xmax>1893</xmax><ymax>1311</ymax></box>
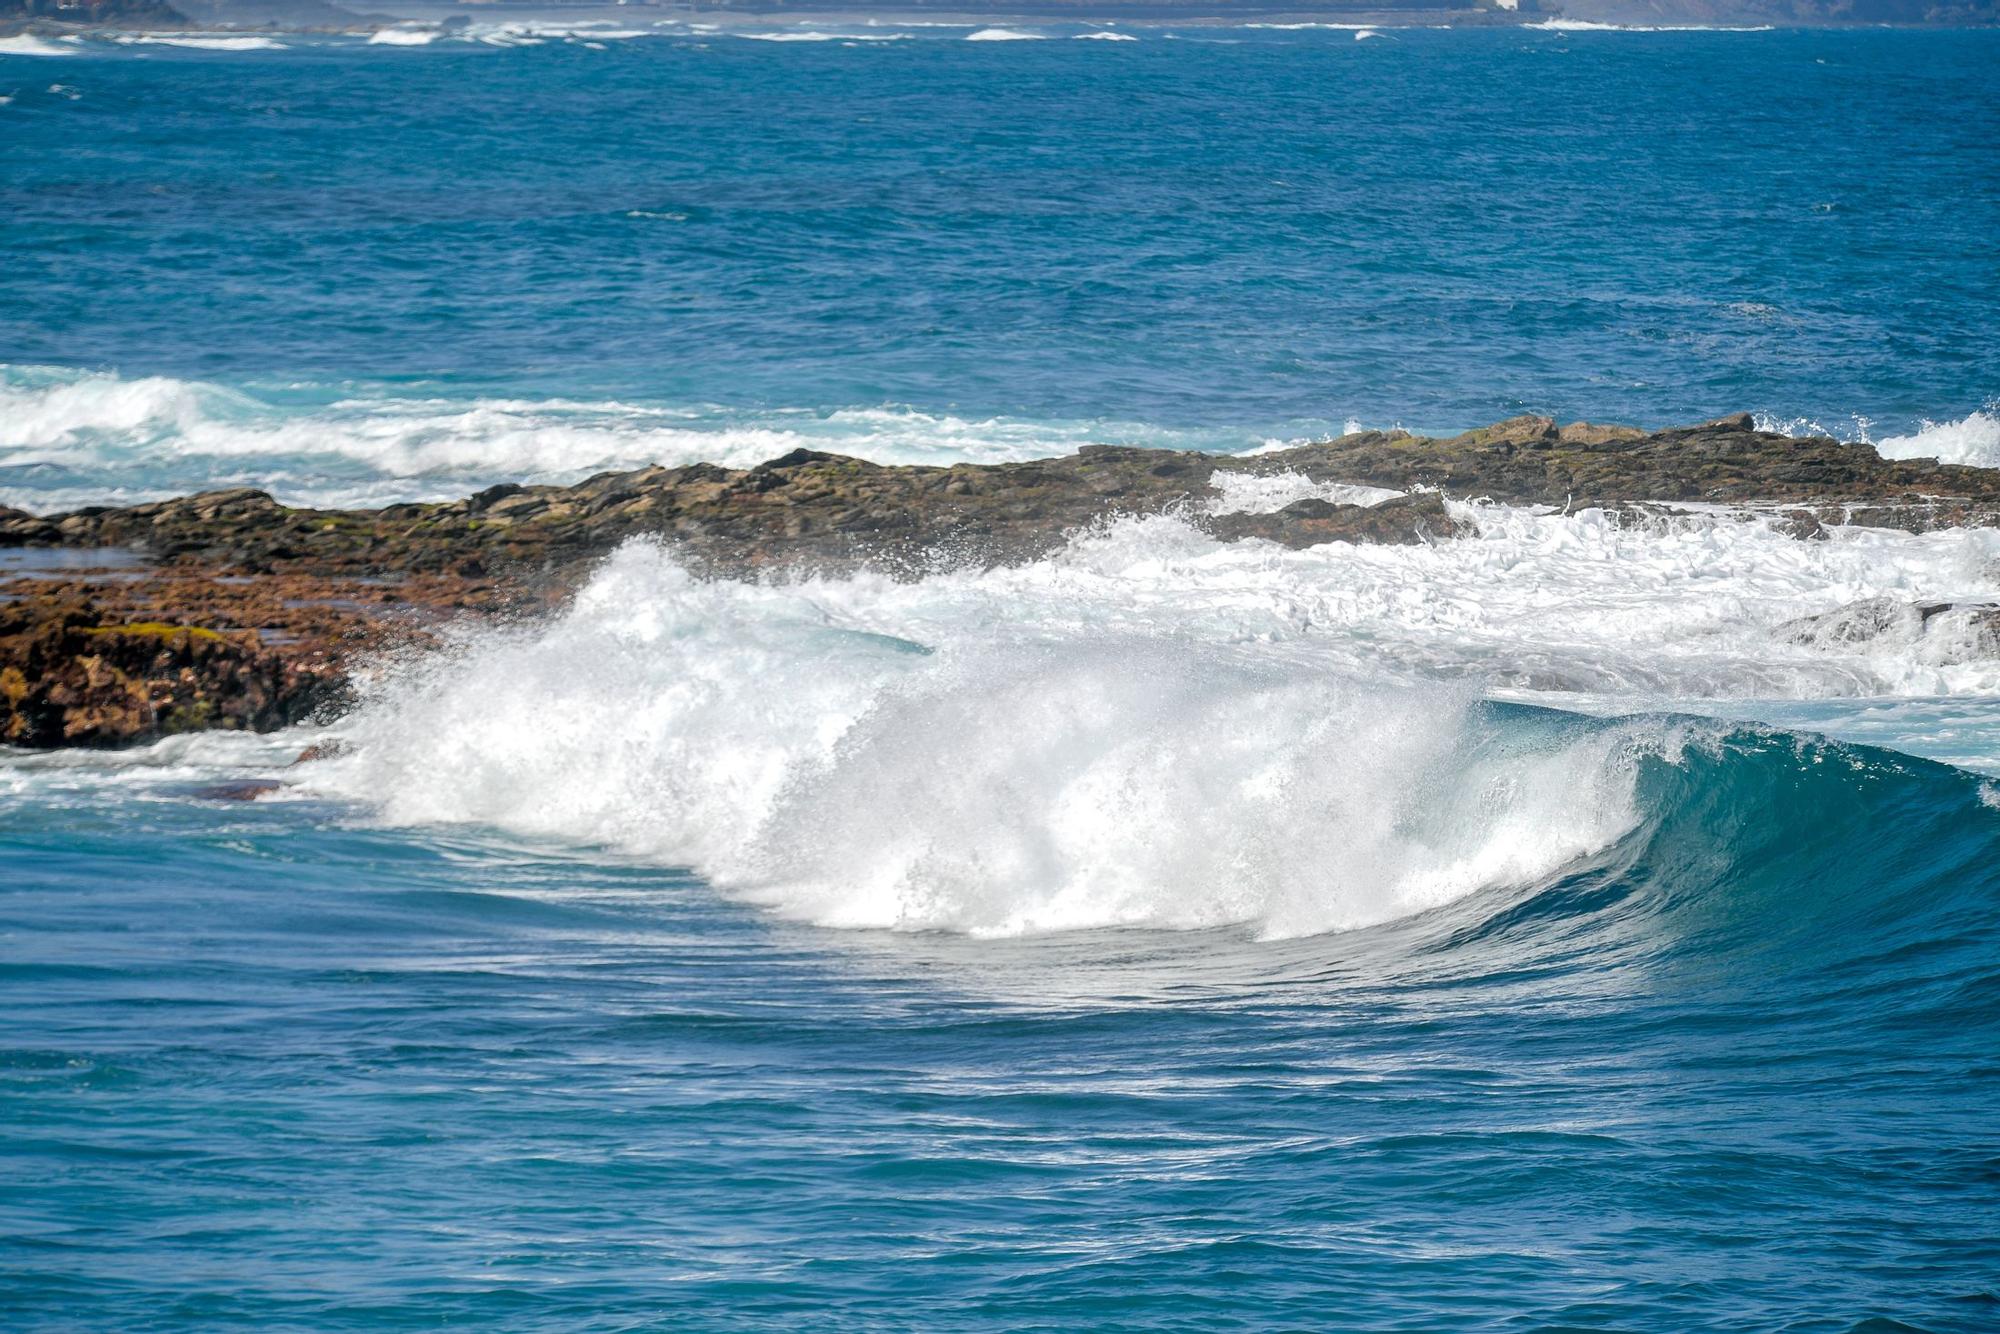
<box><xmin>8</xmin><ymin>5</ymin><xmax>1999</xmax><ymax>34</ymax></box>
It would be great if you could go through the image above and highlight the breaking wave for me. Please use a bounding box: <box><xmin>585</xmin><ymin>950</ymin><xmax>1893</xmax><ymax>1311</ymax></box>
<box><xmin>0</xmin><ymin>34</ymin><xmax>75</xmax><ymax>57</ymax></box>
<box><xmin>313</xmin><ymin>499</ymin><xmax>2000</xmax><ymax>935</ymax></box>
<box><xmin>319</xmin><ymin>545</ymin><xmax>1651</xmax><ymax>938</ymax></box>
<box><xmin>1877</xmin><ymin>409</ymin><xmax>2000</xmax><ymax>469</ymax></box>
<box><xmin>0</xmin><ymin>365</ymin><xmax>1294</xmax><ymax>512</ymax></box>
<box><xmin>1755</xmin><ymin>404</ymin><xmax>2000</xmax><ymax>469</ymax></box>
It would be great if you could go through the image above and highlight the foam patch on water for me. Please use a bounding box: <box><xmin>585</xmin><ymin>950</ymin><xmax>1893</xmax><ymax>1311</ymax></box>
<box><xmin>0</xmin><ymin>364</ymin><xmax>1296</xmax><ymax>511</ymax></box>
<box><xmin>0</xmin><ymin>35</ymin><xmax>75</xmax><ymax>57</ymax></box>
<box><xmin>966</xmin><ymin>28</ymin><xmax>1046</xmax><ymax>41</ymax></box>
<box><xmin>367</xmin><ymin>28</ymin><xmax>440</xmax><ymax>46</ymax></box>
<box><xmin>117</xmin><ymin>34</ymin><xmax>288</xmax><ymax>50</ymax></box>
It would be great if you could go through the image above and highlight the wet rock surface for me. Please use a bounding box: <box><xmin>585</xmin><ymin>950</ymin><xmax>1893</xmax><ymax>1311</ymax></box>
<box><xmin>1208</xmin><ymin>493</ymin><xmax>1471</xmax><ymax>548</ymax></box>
<box><xmin>6</xmin><ymin>414</ymin><xmax>2000</xmax><ymax>747</ymax></box>
<box><xmin>0</xmin><ymin>594</ymin><xmax>333</xmax><ymax>748</ymax></box>
<box><xmin>1257</xmin><ymin>414</ymin><xmax>2000</xmax><ymax>533</ymax></box>
<box><xmin>1780</xmin><ymin>598</ymin><xmax>2000</xmax><ymax>661</ymax></box>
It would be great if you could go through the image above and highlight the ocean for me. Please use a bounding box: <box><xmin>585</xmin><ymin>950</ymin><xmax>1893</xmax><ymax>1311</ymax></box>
<box><xmin>4</xmin><ymin>20</ymin><xmax>2000</xmax><ymax>1331</ymax></box>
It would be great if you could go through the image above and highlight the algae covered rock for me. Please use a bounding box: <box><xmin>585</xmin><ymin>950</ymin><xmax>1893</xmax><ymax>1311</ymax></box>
<box><xmin>0</xmin><ymin>593</ymin><xmax>339</xmax><ymax>748</ymax></box>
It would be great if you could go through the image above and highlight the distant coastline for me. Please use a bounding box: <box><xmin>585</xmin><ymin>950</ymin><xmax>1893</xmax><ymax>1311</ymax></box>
<box><xmin>6</xmin><ymin>0</ymin><xmax>1998</xmax><ymax>35</ymax></box>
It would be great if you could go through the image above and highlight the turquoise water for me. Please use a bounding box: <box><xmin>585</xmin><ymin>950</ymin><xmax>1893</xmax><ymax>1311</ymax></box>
<box><xmin>2</xmin><ymin>25</ymin><xmax>1998</xmax><ymax>507</ymax></box>
<box><xmin>6</xmin><ymin>714</ymin><xmax>1999</xmax><ymax>1329</ymax></box>
<box><xmin>5</xmin><ymin>23</ymin><xmax>2000</xmax><ymax>1331</ymax></box>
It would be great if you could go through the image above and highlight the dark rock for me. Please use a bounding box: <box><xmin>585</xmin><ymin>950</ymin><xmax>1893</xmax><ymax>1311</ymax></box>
<box><xmin>16</xmin><ymin>412</ymin><xmax>2000</xmax><ymax>748</ymax></box>
<box><xmin>0</xmin><ymin>593</ymin><xmax>340</xmax><ymax>748</ymax></box>
<box><xmin>469</xmin><ymin>483</ymin><xmax>524</xmax><ymax>512</ymax></box>
<box><xmin>190</xmin><ymin>779</ymin><xmax>283</xmax><ymax>802</ymax></box>
<box><xmin>1208</xmin><ymin>493</ymin><xmax>1471</xmax><ymax>549</ymax></box>
<box><xmin>1777</xmin><ymin>509</ymin><xmax>1829</xmax><ymax>541</ymax></box>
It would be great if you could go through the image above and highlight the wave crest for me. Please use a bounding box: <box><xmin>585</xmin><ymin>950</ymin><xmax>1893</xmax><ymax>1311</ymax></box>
<box><xmin>319</xmin><ymin>542</ymin><xmax>1661</xmax><ymax>938</ymax></box>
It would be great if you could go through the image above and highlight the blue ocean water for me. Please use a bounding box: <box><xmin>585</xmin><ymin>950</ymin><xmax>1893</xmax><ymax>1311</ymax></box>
<box><xmin>2</xmin><ymin>24</ymin><xmax>1998</xmax><ymax>508</ymax></box>
<box><xmin>5</xmin><ymin>22</ymin><xmax>2000</xmax><ymax>1332</ymax></box>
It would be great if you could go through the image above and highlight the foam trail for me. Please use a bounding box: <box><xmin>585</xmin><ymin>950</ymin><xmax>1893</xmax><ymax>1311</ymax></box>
<box><xmin>966</xmin><ymin>28</ymin><xmax>1046</xmax><ymax>41</ymax></box>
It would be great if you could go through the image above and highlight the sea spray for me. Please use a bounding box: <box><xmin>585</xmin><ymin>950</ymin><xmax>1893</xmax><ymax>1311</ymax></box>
<box><xmin>323</xmin><ymin>543</ymin><xmax>1649</xmax><ymax>937</ymax></box>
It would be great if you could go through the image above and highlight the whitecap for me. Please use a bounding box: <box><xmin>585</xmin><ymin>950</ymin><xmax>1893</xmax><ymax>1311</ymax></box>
<box><xmin>319</xmin><ymin>541</ymin><xmax>1655</xmax><ymax>939</ymax></box>
<box><xmin>319</xmin><ymin>494</ymin><xmax>2000</xmax><ymax>938</ymax></box>
<box><xmin>0</xmin><ymin>364</ymin><xmax>1280</xmax><ymax>511</ymax></box>
<box><xmin>367</xmin><ymin>28</ymin><xmax>440</xmax><ymax>46</ymax></box>
<box><xmin>1876</xmin><ymin>409</ymin><xmax>2000</xmax><ymax>469</ymax></box>
<box><xmin>122</xmin><ymin>34</ymin><xmax>288</xmax><ymax>50</ymax></box>
<box><xmin>965</xmin><ymin>28</ymin><xmax>1046</xmax><ymax>41</ymax></box>
<box><xmin>1528</xmin><ymin>18</ymin><xmax>1776</xmax><ymax>30</ymax></box>
<box><xmin>0</xmin><ymin>34</ymin><xmax>75</xmax><ymax>57</ymax></box>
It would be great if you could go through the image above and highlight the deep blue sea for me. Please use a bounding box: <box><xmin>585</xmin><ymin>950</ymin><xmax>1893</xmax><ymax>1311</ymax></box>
<box><xmin>5</xmin><ymin>21</ymin><xmax>2000</xmax><ymax>1332</ymax></box>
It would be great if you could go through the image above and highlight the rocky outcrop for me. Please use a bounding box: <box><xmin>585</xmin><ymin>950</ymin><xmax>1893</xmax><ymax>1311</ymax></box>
<box><xmin>1208</xmin><ymin>493</ymin><xmax>1471</xmax><ymax>548</ymax></box>
<box><xmin>0</xmin><ymin>594</ymin><xmax>337</xmax><ymax>747</ymax></box>
<box><xmin>8</xmin><ymin>413</ymin><xmax>2000</xmax><ymax>748</ymax></box>
<box><xmin>0</xmin><ymin>563</ymin><xmax>513</xmax><ymax>749</ymax></box>
<box><xmin>12</xmin><ymin>416</ymin><xmax>1999</xmax><ymax>586</ymax></box>
<box><xmin>1253</xmin><ymin>415</ymin><xmax>2000</xmax><ymax>532</ymax></box>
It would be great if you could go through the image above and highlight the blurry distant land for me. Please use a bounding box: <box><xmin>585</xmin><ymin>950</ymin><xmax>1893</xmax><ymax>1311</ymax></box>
<box><xmin>1</xmin><ymin>0</ymin><xmax>1995</xmax><ymax>42</ymax></box>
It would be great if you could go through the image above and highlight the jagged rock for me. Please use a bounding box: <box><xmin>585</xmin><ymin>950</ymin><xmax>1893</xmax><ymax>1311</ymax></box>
<box><xmin>1207</xmin><ymin>493</ymin><xmax>1470</xmax><ymax>548</ymax></box>
<box><xmin>0</xmin><ymin>593</ymin><xmax>340</xmax><ymax>748</ymax></box>
<box><xmin>13</xmin><ymin>413</ymin><xmax>2000</xmax><ymax>748</ymax></box>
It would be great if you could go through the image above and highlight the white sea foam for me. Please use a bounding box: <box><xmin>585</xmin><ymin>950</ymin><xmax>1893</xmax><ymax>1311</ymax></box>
<box><xmin>0</xmin><ymin>365</ymin><xmax>1288</xmax><ymax>511</ymax></box>
<box><xmin>1876</xmin><ymin>410</ymin><xmax>2000</xmax><ymax>469</ymax></box>
<box><xmin>0</xmin><ymin>35</ymin><xmax>75</xmax><ymax>57</ymax></box>
<box><xmin>307</xmin><ymin>492</ymin><xmax>2000</xmax><ymax>935</ymax></box>
<box><xmin>1527</xmin><ymin>18</ymin><xmax>1776</xmax><ymax>30</ymax></box>
<box><xmin>735</xmin><ymin>31</ymin><xmax>909</xmax><ymax>42</ymax></box>
<box><xmin>1075</xmin><ymin>31</ymin><xmax>1138</xmax><ymax>40</ymax></box>
<box><xmin>965</xmin><ymin>28</ymin><xmax>1046</xmax><ymax>41</ymax></box>
<box><xmin>1205</xmin><ymin>469</ymin><xmax>1401</xmax><ymax>514</ymax></box>
<box><xmin>318</xmin><ymin>542</ymin><xmax>1653</xmax><ymax>938</ymax></box>
<box><xmin>120</xmin><ymin>34</ymin><xmax>288</xmax><ymax>50</ymax></box>
<box><xmin>367</xmin><ymin>28</ymin><xmax>440</xmax><ymax>46</ymax></box>
<box><xmin>1753</xmin><ymin>405</ymin><xmax>2000</xmax><ymax>470</ymax></box>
